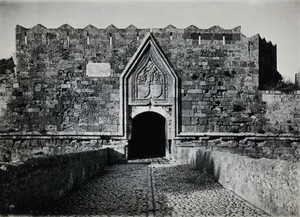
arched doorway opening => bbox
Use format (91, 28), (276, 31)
(128, 112), (166, 159)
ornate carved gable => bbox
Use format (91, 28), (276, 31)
(121, 33), (178, 106)
(120, 33), (179, 138)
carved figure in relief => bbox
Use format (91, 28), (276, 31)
(136, 60), (164, 99)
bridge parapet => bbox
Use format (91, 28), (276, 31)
(0, 148), (108, 213)
(174, 137), (300, 216)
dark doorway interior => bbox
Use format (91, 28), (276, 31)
(128, 112), (166, 160)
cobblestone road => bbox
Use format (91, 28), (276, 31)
(45, 158), (268, 216)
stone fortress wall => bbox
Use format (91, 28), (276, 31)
(262, 91), (300, 134)
(1, 24), (297, 137)
(0, 24), (299, 163)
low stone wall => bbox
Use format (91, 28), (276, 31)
(0, 148), (108, 213)
(262, 90), (300, 134)
(196, 148), (299, 216)
(174, 136), (300, 162)
(0, 136), (116, 162)
(174, 138), (300, 216)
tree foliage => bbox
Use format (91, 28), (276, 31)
(0, 57), (15, 74)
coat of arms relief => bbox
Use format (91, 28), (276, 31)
(135, 60), (165, 100)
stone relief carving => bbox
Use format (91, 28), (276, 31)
(135, 60), (165, 99)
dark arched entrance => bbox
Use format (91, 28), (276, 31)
(128, 112), (166, 159)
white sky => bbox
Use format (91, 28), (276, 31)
(0, 0), (299, 81)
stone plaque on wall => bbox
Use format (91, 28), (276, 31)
(86, 63), (111, 77)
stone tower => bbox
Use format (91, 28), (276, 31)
(295, 68), (300, 86)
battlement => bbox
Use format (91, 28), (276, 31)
(16, 24), (242, 33)
(16, 24), (247, 46)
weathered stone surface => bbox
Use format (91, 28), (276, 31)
(0, 24), (296, 138)
(174, 137), (300, 162)
(0, 138), (113, 162)
(43, 159), (267, 216)
(262, 91), (300, 134)
(0, 149), (108, 213)
(174, 146), (300, 216)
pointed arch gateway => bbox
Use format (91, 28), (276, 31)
(128, 111), (166, 159)
(120, 33), (179, 159)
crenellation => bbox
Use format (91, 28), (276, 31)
(15, 24), (245, 48)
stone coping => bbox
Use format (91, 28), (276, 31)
(0, 149), (108, 183)
(260, 90), (300, 94)
(0, 132), (299, 140)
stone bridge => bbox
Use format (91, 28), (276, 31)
(0, 145), (299, 216)
(44, 158), (267, 216)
